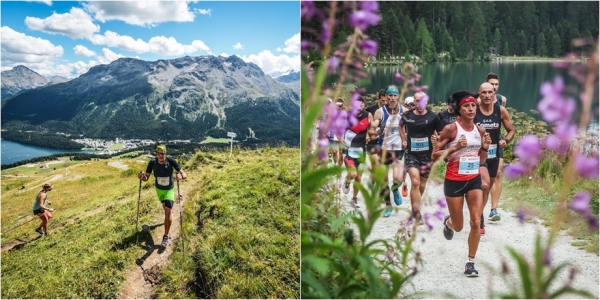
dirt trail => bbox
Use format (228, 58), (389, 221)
(118, 178), (196, 299)
(337, 170), (599, 298)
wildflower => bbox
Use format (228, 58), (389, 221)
(505, 162), (528, 179)
(574, 153), (599, 179)
(360, 1), (378, 13)
(537, 76), (576, 123)
(515, 207), (526, 224)
(301, 1), (315, 20)
(348, 9), (380, 31)
(586, 214), (599, 231)
(514, 135), (542, 165)
(553, 121), (578, 145)
(434, 210), (445, 221)
(301, 41), (312, 55)
(542, 248), (552, 266)
(569, 191), (591, 215)
(359, 40), (377, 56)
(544, 134), (569, 155)
(436, 198), (447, 208)
(326, 57), (339, 74)
(321, 22), (331, 43)
(394, 72), (402, 82)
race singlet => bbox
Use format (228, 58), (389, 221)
(458, 157), (479, 175)
(487, 144), (497, 159)
(157, 177), (170, 186)
(348, 147), (364, 159)
(411, 137), (429, 152)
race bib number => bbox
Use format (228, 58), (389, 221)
(348, 147), (364, 159)
(487, 144), (497, 159)
(157, 176), (170, 186)
(411, 137), (429, 152)
(459, 157), (480, 175)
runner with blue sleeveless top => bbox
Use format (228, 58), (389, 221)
(139, 144), (187, 248)
(400, 91), (444, 223)
(32, 183), (54, 236)
(369, 85), (406, 217)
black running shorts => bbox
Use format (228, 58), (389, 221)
(444, 175), (482, 197)
(405, 152), (433, 178)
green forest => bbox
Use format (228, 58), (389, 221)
(303, 1), (599, 62)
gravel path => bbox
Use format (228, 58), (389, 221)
(337, 170), (599, 299)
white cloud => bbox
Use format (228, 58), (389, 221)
(240, 50), (300, 75)
(84, 1), (195, 26)
(25, 7), (100, 39)
(281, 33), (300, 53)
(73, 45), (96, 57)
(97, 48), (125, 65)
(196, 8), (212, 16)
(89, 30), (150, 53)
(31, 0), (52, 6)
(233, 42), (244, 50)
(219, 53), (230, 57)
(1, 26), (63, 70)
(87, 30), (210, 56)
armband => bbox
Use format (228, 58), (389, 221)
(481, 147), (489, 151)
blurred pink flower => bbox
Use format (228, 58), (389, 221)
(416, 94), (429, 110)
(537, 76), (575, 123)
(359, 40), (378, 56)
(437, 198), (447, 208)
(505, 162), (528, 179)
(349, 10), (380, 31)
(553, 122), (578, 145)
(570, 191), (591, 215)
(514, 135), (542, 165)
(301, 1), (315, 20)
(574, 153), (599, 179)
(360, 1), (378, 12)
(326, 57), (339, 74)
(394, 72), (402, 82)
(544, 134), (569, 155)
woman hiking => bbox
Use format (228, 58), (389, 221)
(33, 183), (54, 236)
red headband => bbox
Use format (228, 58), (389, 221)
(458, 96), (477, 107)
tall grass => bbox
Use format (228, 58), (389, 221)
(154, 147), (300, 299)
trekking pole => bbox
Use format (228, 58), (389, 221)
(177, 179), (184, 253)
(136, 173), (142, 245)
(2, 216), (39, 235)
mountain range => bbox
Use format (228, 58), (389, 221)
(0, 65), (69, 99)
(1, 56), (299, 146)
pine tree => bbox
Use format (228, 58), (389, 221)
(537, 32), (547, 57)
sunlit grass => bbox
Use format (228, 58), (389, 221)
(199, 137), (230, 144)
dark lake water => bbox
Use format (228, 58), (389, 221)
(1, 140), (94, 165)
(345, 61), (598, 122)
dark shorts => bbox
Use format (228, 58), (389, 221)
(444, 175), (483, 197)
(405, 152), (433, 178)
(33, 208), (45, 215)
(366, 142), (379, 153)
(483, 159), (500, 178)
(162, 200), (174, 209)
(498, 146), (504, 159)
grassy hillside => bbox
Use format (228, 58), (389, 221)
(1, 147), (299, 298)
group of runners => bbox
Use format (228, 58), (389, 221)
(326, 72), (515, 277)
(31, 144), (187, 249)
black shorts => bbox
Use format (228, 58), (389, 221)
(483, 159), (500, 178)
(405, 152), (433, 178)
(444, 175), (482, 197)
(497, 146), (504, 159)
(382, 150), (405, 166)
(343, 147), (365, 169)
(366, 142), (380, 153)
(162, 200), (174, 209)
(33, 208), (45, 215)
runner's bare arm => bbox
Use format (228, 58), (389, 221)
(499, 106), (516, 149)
(432, 123), (460, 162)
(478, 126), (491, 163)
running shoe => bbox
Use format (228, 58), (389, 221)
(383, 207), (393, 217)
(443, 215), (454, 240)
(464, 262), (479, 277)
(393, 188), (402, 206)
(489, 208), (501, 221)
(35, 227), (44, 235)
(401, 182), (409, 197)
(351, 197), (360, 208)
(480, 227), (486, 235)
(342, 181), (350, 194)
(161, 235), (169, 248)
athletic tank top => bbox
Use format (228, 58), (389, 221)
(32, 191), (48, 210)
(475, 104), (501, 159)
(377, 105), (403, 150)
(446, 122), (482, 181)
(344, 110), (370, 147)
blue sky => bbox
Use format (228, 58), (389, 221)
(1, 1), (300, 78)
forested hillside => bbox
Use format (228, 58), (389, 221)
(302, 1), (599, 62)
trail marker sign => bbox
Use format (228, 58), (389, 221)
(227, 132), (237, 138)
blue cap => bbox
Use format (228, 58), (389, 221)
(386, 87), (399, 95)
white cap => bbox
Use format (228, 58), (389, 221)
(404, 97), (414, 104)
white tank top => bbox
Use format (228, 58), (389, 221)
(446, 121), (481, 180)
(380, 106), (403, 150)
